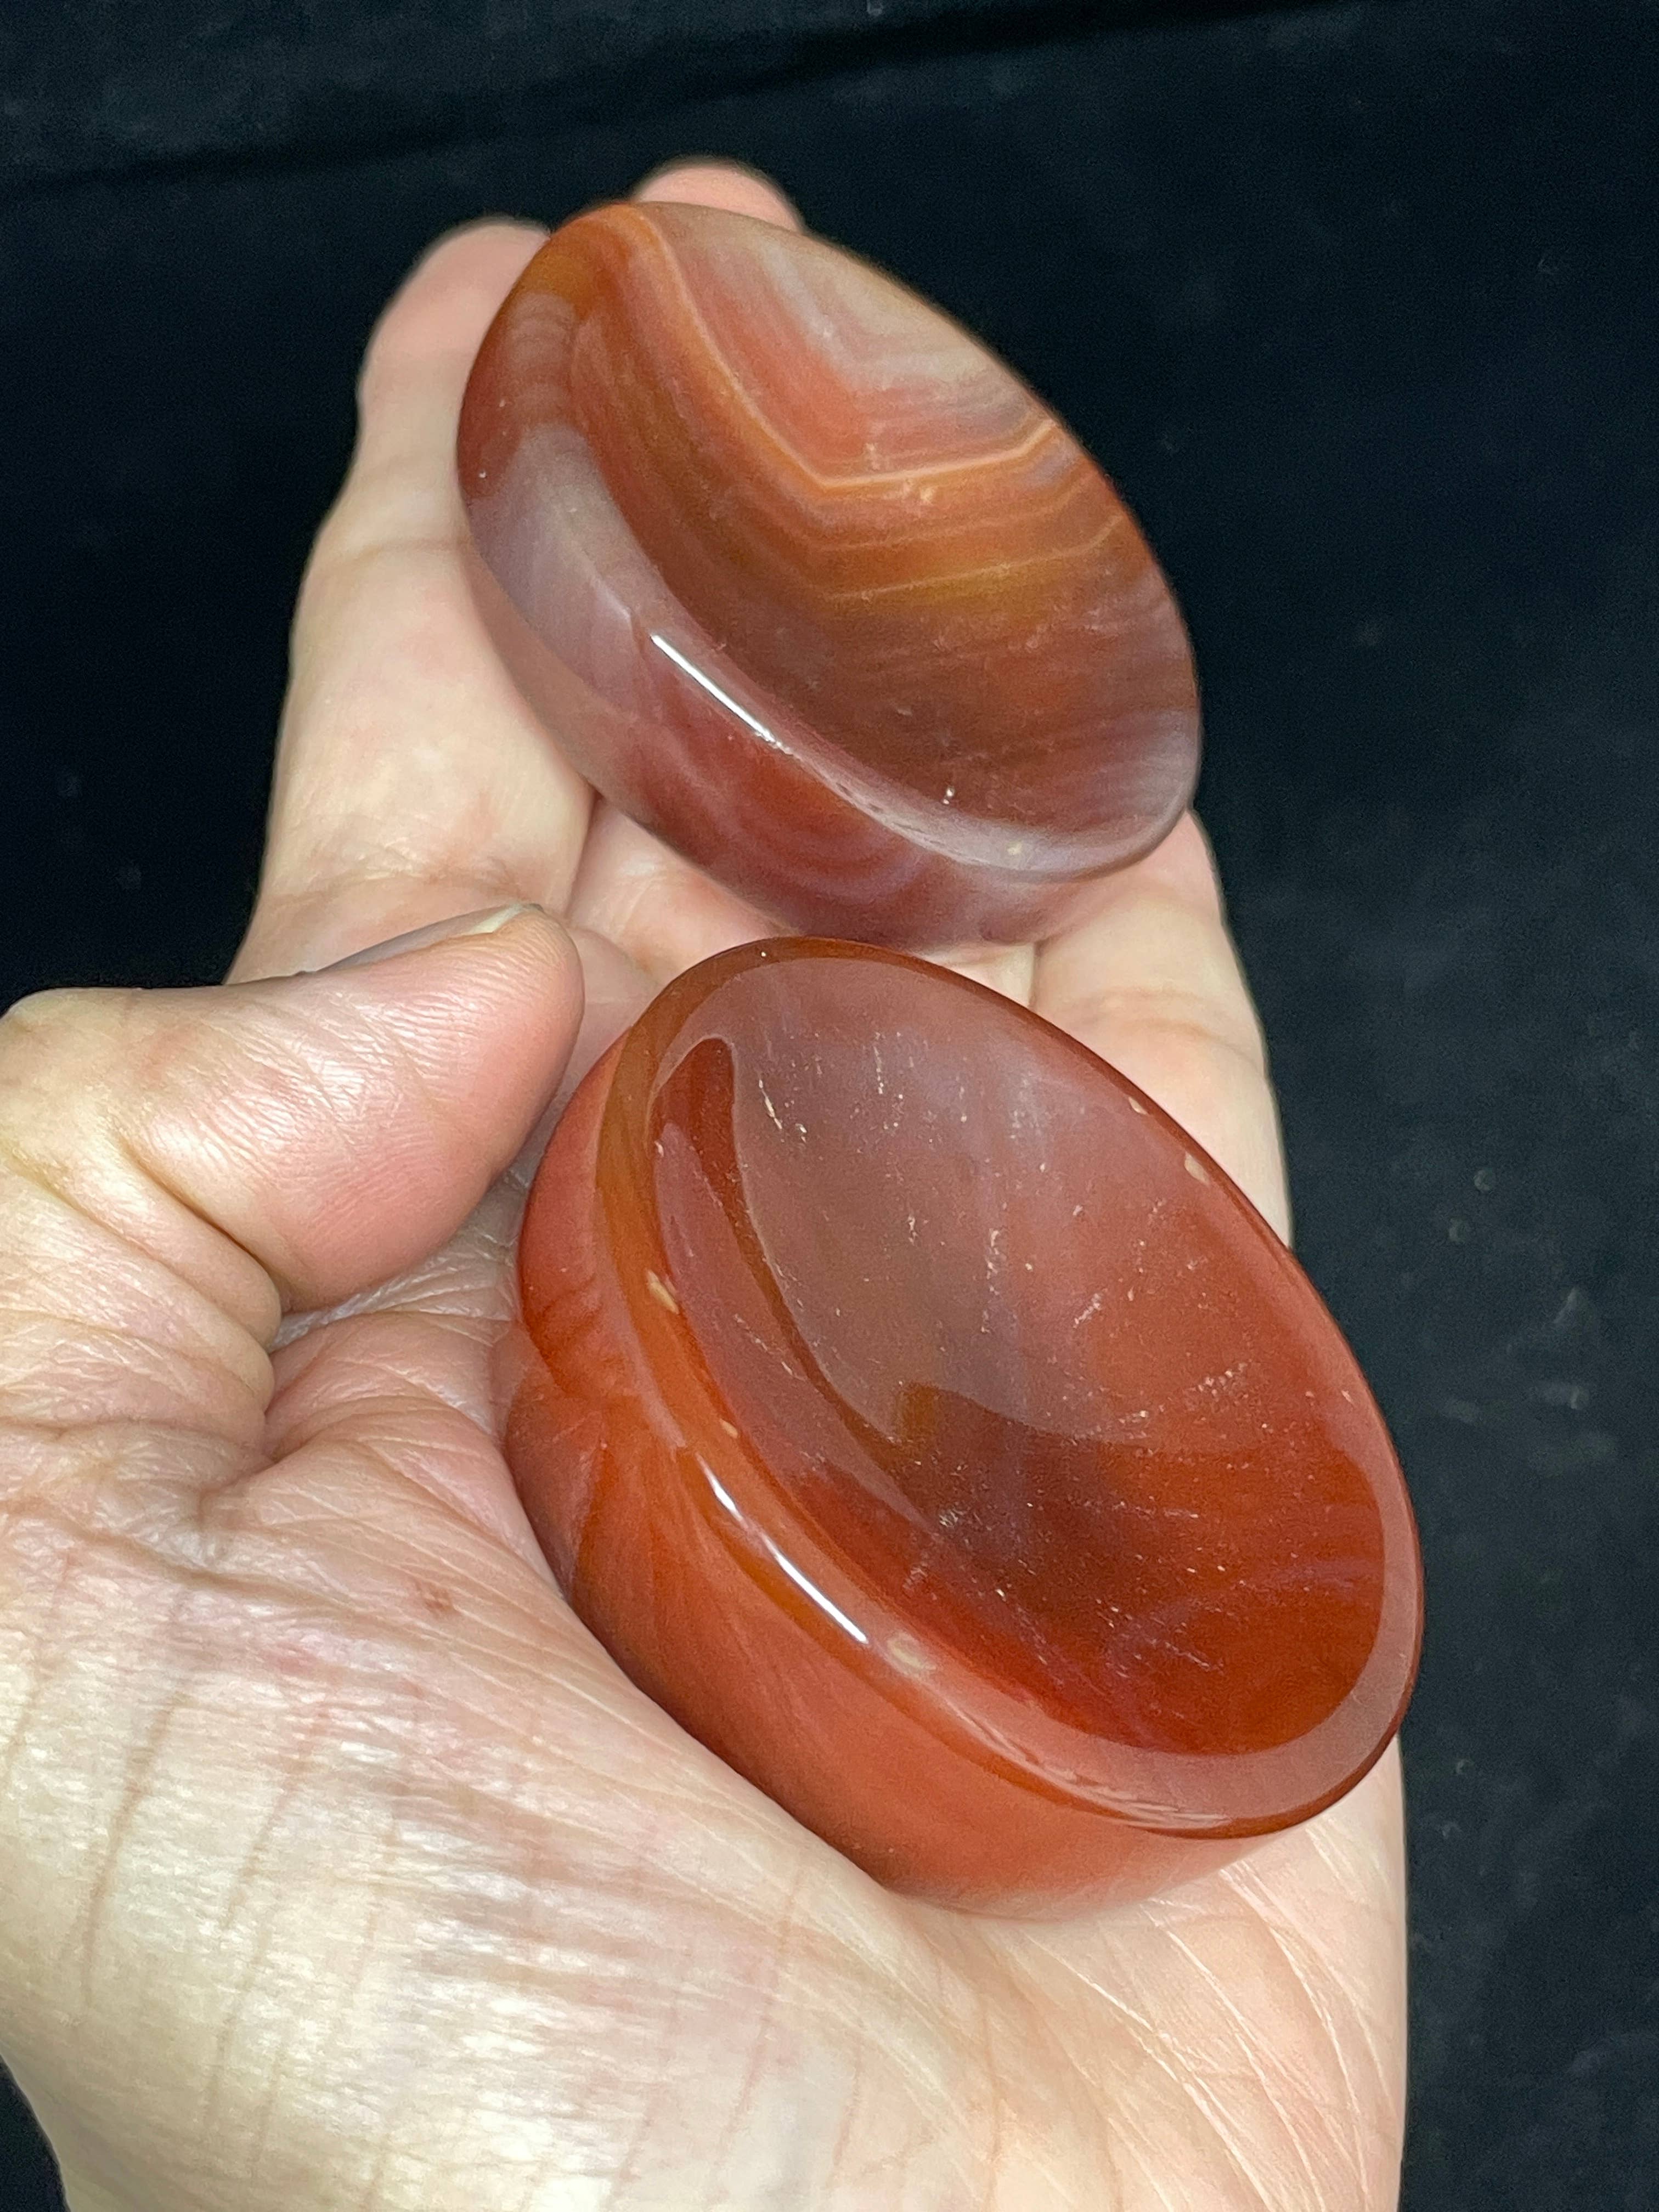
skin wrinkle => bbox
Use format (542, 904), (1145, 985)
(303, 527), (475, 592)
(194, 1469), (548, 1645)
(180, 1554), (700, 1803)
(579, 832), (783, 978)
(284, 796), (527, 936)
(204, 1477), (556, 1629)
(1116, 2134), (1183, 2212)
(966, 1976), (1006, 2212)
(268, 1228), (516, 1356)
(1062, 993), (1269, 1085)
(250, 2032), (342, 2212)
(58, 1601), (194, 2016)
(762, 1898), (964, 2193)
(177, 1610), (778, 2212)
(0, 1432), (253, 1576)
(828, 2093), (932, 2212)
(817, 2008), (869, 2210)
(197, 1453), (558, 1632)
(0, 1316), (264, 1444)
(1238, 1832), (1402, 2133)
(1161, 1927), (1335, 2207)
(189, 1584), (563, 1753)
(872, 2107), (966, 2212)
(0, 1187), (250, 1359)
(537, 1816), (668, 2199)
(387, 1858), (765, 2203)
(349, 2097), (414, 2212)
(13, 1449), (230, 1591)
(195, 1748), (332, 2179)
(808, 1972), (983, 2210)
(106, 1128), (285, 1351)
(251, 856), (551, 966)
(272, 649), (564, 828)
(270, 1306), (509, 1427)
(697, 1855), (808, 2202)
(0, 1522), (83, 1811)
(950, 1950), (1105, 2212)
(1250, 1917), (1377, 2197)
(103, 1120), (300, 1339)
(332, 1746), (465, 2212)
(268, 1386), (505, 1492)
(1000, 1940), (1230, 2200)
(1053, 1983), (1285, 2212)
(1173, 2075), (1297, 2212)
(262, 761), (573, 901)
(257, 662), (589, 957)
(921, 940), (1034, 1006)
(0, 1132), (276, 1396)
(740, 1945), (964, 2212)
(595, 1915), (698, 2208)
(34, 1013), (303, 1336)
(1243, 1869), (1391, 2112)
(369, 980), (569, 1165)
(572, 818), (782, 985)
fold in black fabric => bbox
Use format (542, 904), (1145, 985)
(8, 0), (1350, 183)
(3, 3), (1656, 2208)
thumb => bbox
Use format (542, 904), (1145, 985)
(0, 905), (582, 1397)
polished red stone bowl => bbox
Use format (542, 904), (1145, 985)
(508, 940), (1421, 1913)
(459, 201), (1199, 947)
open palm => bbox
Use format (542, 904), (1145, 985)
(0, 166), (1404, 2211)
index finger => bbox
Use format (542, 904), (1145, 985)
(1032, 814), (1291, 1238)
(234, 163), (803, 985)
(231, 218), (587, 980)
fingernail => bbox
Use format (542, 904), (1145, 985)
(633, 159), (800, 229)
(323, 904), (540, 972)
(413, 215), (545, 275)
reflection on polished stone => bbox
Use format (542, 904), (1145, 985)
(508, 940), (1421, 1912)
(459, 201), (1199, 945)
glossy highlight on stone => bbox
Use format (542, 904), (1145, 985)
(459, 202), (1200, 946)
(509, 940), (1421, 1913)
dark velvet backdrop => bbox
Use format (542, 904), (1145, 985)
(3, 1), (1657, 2205)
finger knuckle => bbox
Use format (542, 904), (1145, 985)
(0, 990), (129, 1169)
(0, 988), (117, 1089)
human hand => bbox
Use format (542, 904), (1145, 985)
(0, 162), (1406, 2210)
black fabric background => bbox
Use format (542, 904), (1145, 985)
(3, 1), (1657, 2204)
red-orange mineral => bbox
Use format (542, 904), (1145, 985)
(510, 941), (1421, 1912)
(459, 201), (1200, 946)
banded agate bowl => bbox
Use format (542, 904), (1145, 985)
(459, 201), (1199, 946)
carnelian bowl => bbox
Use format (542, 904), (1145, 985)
(507, 939), (1421, 1914)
